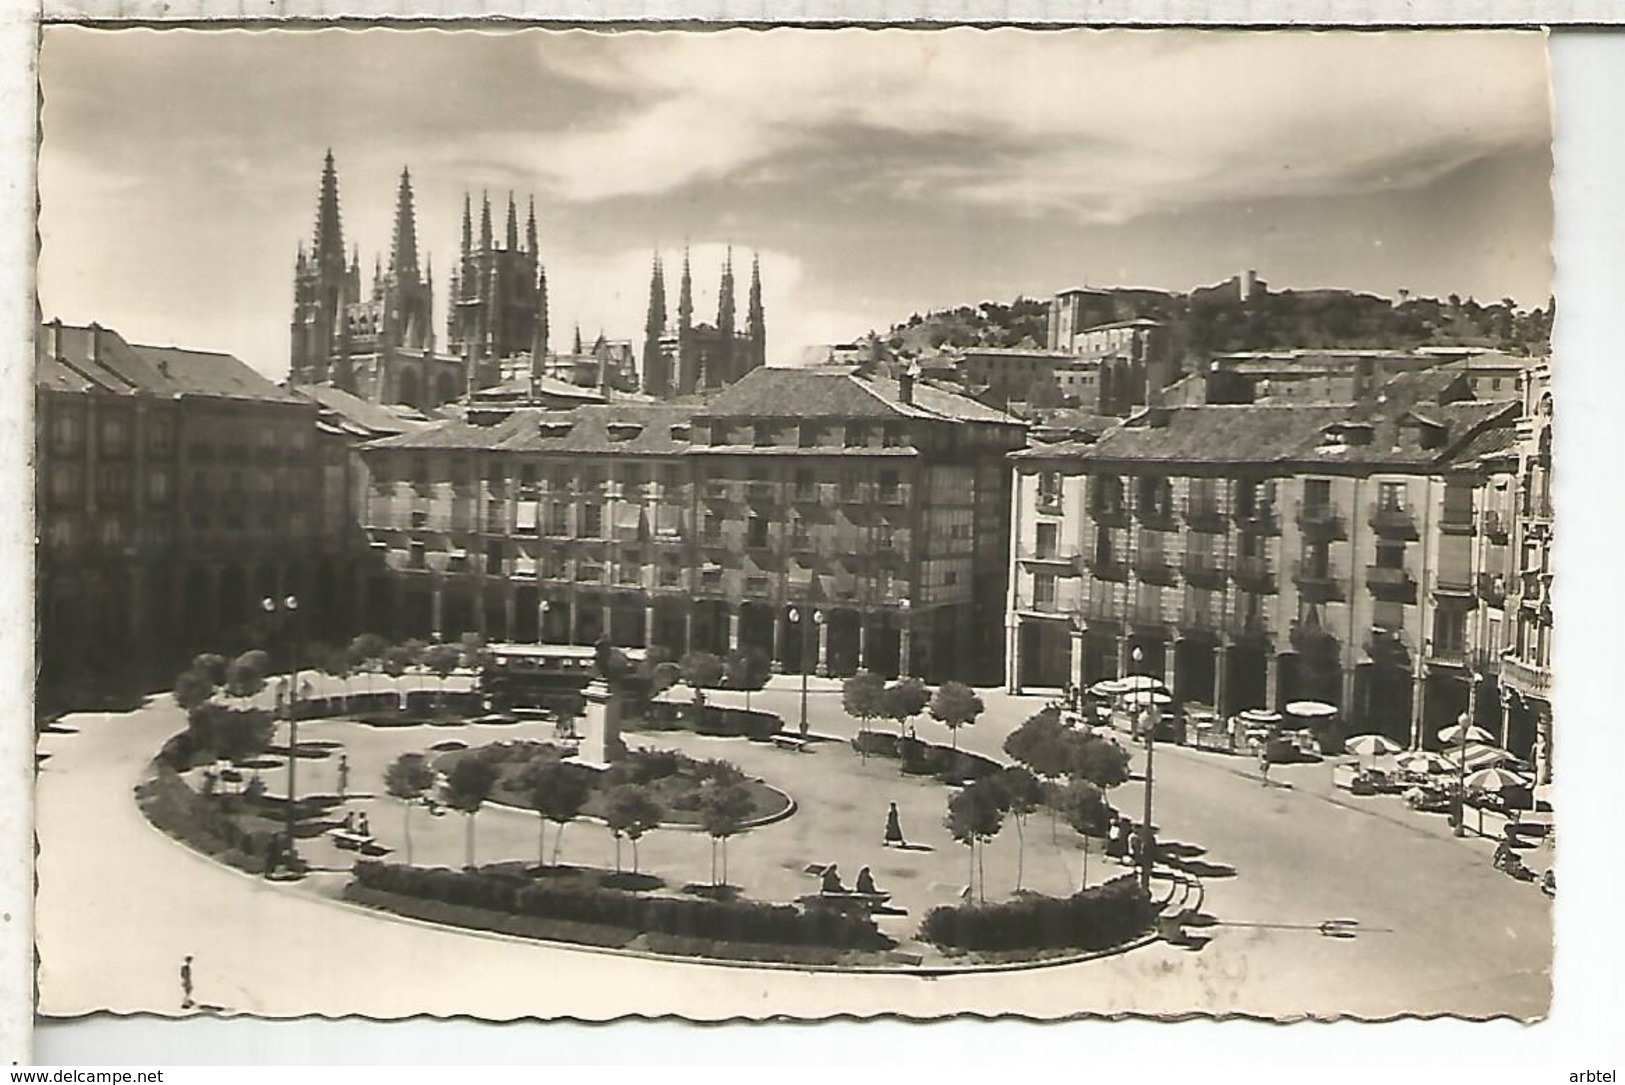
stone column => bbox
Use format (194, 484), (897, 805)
(1213, 645), (1228, 715)
(1409, 672), (1426, 751)
(567, 595), (580, 645)
(430, 582), (444, 641)
(1163, 640), (1178, 696)
(1069, 628), (1086, 694)
(816, 618), (830, 677)
(728, 607), (741, 652)
(473, 589), (488, 638)
(643, 603), (655, 649)
(1005, 617), (1021, 693)
(1498, 688), (1513, 750)
(899, 617), (914, 678)
(537, 599), (550, 644)
(502, 591), (517, 643)
(1117, 634), (1131, 679)
(1265, 652), (1280, 711)
(601, 599), (613, 644)
(858, 615), (871, 673)
(683, 607), (694, 657)
(1341, 668), (1358, 726)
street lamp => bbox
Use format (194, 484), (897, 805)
(539, 598), (551, 645)
(1454, 709), (1471, 838)
(788, 605), (824, 738)
(261, 594), (301, 855)
(1130, 644), (1158, 892)
(897, 597), (911, 679)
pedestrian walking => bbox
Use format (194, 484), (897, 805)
(1258, 749), (1271, 786)
(336, 753), (350, 798)
(883, 802), (906, 848)
(1106, 818), (1126, 863)
(1127, 827), (1143, 867)
(358, 812), (370, 837)
(179, 955), (194, 1010)
(263, 833), (280, 878)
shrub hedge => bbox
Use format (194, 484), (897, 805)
(849, 732), (1000, 783)
(352, 860), (889, 950)
(136, 765), (306, 877)
(919, 874), (1155, 952)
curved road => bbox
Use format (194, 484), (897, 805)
(36, 675), (1550, 1020)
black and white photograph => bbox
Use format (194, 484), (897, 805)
(31, 26), (1559, 1024)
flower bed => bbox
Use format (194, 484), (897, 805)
(850, 731), (1002, 784)
(919, 874), (1155, 953)
(349, 861), (891, 959)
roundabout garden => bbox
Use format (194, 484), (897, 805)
(134, 642), (1171, 970)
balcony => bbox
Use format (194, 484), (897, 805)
(1088, 556), (1130, 583)
(1296, 503), (1347, 542)
(1292, 561), (1344, 603)
(1036, 491), (1064, 515)
(1499, 654), (1552, 699)
(1518, 571), (1551, 612)
(1181, 555), (1228, 590)
(1023, 592), (1064, 615)
(702, 481), (733, 502)
(1234, 506), (1282, 536)
(1439, 508), (1476, 537)
(745, 482), (779, 505)
(1179, 608), (1222, 637)
(1020, 548), (1081, 572)
(1365, 627), (1411, 663)
(1134, 553), (1178, 585)
(1366, 565), (1417, 603)
(879, 485), (908, 506)
(1476, 572), (1508, 607)
(1483, 510), (1510, 543)
(1136, 503), (1179, 531)
(1433, 571), (1474, 597)
(1185, 501), (1229, 534)
(1084, 593), (1123, 624)
(791, 484), (820, 505)
(1231, 557), (1277, 594)
(1129, 602), (1167, 631)
(1368, 503), (1419, 540)
(1092, 502), (1131, 529)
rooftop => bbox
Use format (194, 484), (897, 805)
(364, 402), (704, 456)
(37, 322), (304, 405)
(700, 366), (1021, 426)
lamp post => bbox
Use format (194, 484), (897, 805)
(1131, 645), (1157, 892)
(897, 597), (911, 678)
(262, 594), (301, 852)
(539, 598), (551, 644)
(1454, 710), (1470, 837)
(789, 605), (824, 736)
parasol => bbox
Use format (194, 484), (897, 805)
(1284, 701), (1338, 719)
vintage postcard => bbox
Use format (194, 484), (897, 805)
(33, 26), (1555, 1022)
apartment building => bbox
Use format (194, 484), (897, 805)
(1498, 362), (1553, 781)
(1006, 397), (1521, 748)
(358, 367), (1026, 684)
(36, 321), (323, 692)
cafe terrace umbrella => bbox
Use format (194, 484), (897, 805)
(1239, 708), (1281, 725)
(1121, 689), (1173, 708)
(1285, 701), (1338, 719)
(1345, 733), (1402, 769)
(1088, 679), (1129, 698)
(1437, 722), (1494, 747)
(1119, 675), (1168, 692)
(1442, 743), (1524, 772)
(1395, 750), (1451, 776)
(1464, 765), (1533, 833)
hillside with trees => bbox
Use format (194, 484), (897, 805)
(872, 278), (1553, 364)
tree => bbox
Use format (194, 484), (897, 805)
(603, 783), (664, 873)
(173, 667), (215, 712)
(519, 755), (592, 865)
(997, 766), (1045, 891)
(1069, 733), (1132, 791)
(347, 633), (388, 700)
(724, 646), (773, 713)
(186, 703), (275, 764)
(191, 653), (228, 687)
(444, 755), (499, 869)
(384, 752), (436, 864)
(319, 646), (352, 712)
(224, 650), (270, 700)
(841, 670), (887, 737)
(945, 778), (1005, 903)
(679, 651), (726, 706)
(1055, 778), (1111, 890)
(458, 632), (488, 671)
(650, 661), (683, 694)
(881, 677), (932, 738)
(422, 643), (462, 708)
(381, 645), (416, 707)
(699, 780), (754, 886)
(595, 637), (634, 687)
(1003, 709), (1074, 781)
(929, 681), (985, 750)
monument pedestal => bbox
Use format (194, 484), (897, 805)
(577, 679), (626, 769)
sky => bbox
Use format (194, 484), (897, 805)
(37, 27), (1554, 381)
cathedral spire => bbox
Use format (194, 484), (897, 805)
(460, 192), (473, 259)
(505, 192), (519, 251)
(526, 196), (539, 255)
(389, 167), (420, 280)
(747, 250), (765, 371)
(312, 149), (345, 271)
(534, 262), (550, 364)
(573, 324), (583, 356)
(678, 246), (693, 332)
(643, 252), (668, 398)
(479, 191), (493, 252)
(716, 245), (737, 385)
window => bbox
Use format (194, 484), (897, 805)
(1304, 478), (1331, 515)
(486, 507), (505, 534)
(879, 470), (900, 502)
(662, 464), (683, 491)
(753, 422), (773, 447)
(747, 514), (769, 549)
(1433, 608), (1467, 656)
(1093, 475), (1123, 516)
(618, 560), (643, 585)
(1033, 573), (1057, 609)
(1035, 522), (1059, 559)
(798, 423), (822, 448)
(543, 501), (566, 535)
(702, 512), (721, 542)
(876, 522), (895, 551)
(486, 542), (504, 574)
(790, 516), (811, 550)
(580, 502), (603, 538)
(1373, 599), (1404, 630)
(413, 456), (430, 489)
(408, 541), (426, 569)
(794, 468), (815, 499)
(845, 423), (868, 448)
(659, 558), (682, 587)
(882, 424), (907, 448)
(1038, 471), (1063, 510)
(411, 510), (429, 529)
(1302, 541), (1330, 577)
(1376, 540), (1405, 569)
(1094, 527), (1116, 565)
(487, 461), (506, 486)
(840, 470), (861, 501)
(1377, 481), (1405, 512)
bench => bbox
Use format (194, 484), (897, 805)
(772, 734), (809, 752)
(328, 829), (375, 851)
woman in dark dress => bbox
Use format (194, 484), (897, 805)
(883, 802), (905, 847)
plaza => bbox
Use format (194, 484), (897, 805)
(36, 668), (1551, 1020)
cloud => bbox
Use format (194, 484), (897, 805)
(517, 29), (1551, 222)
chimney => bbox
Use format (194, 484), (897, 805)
(45, 318), (61, 360)
(88, 321), (102, 364)
(899, 364), (918, 406)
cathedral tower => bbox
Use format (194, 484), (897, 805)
(642, 254), (669, 397)
(746, 251), (766, 373)
(448, 188), (545, 389)
(290, 150), (351, 387)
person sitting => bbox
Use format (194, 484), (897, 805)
(1493, 839), (1519, 870)
(855, 866), (879, 895)
(820, 864), (846, 894)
